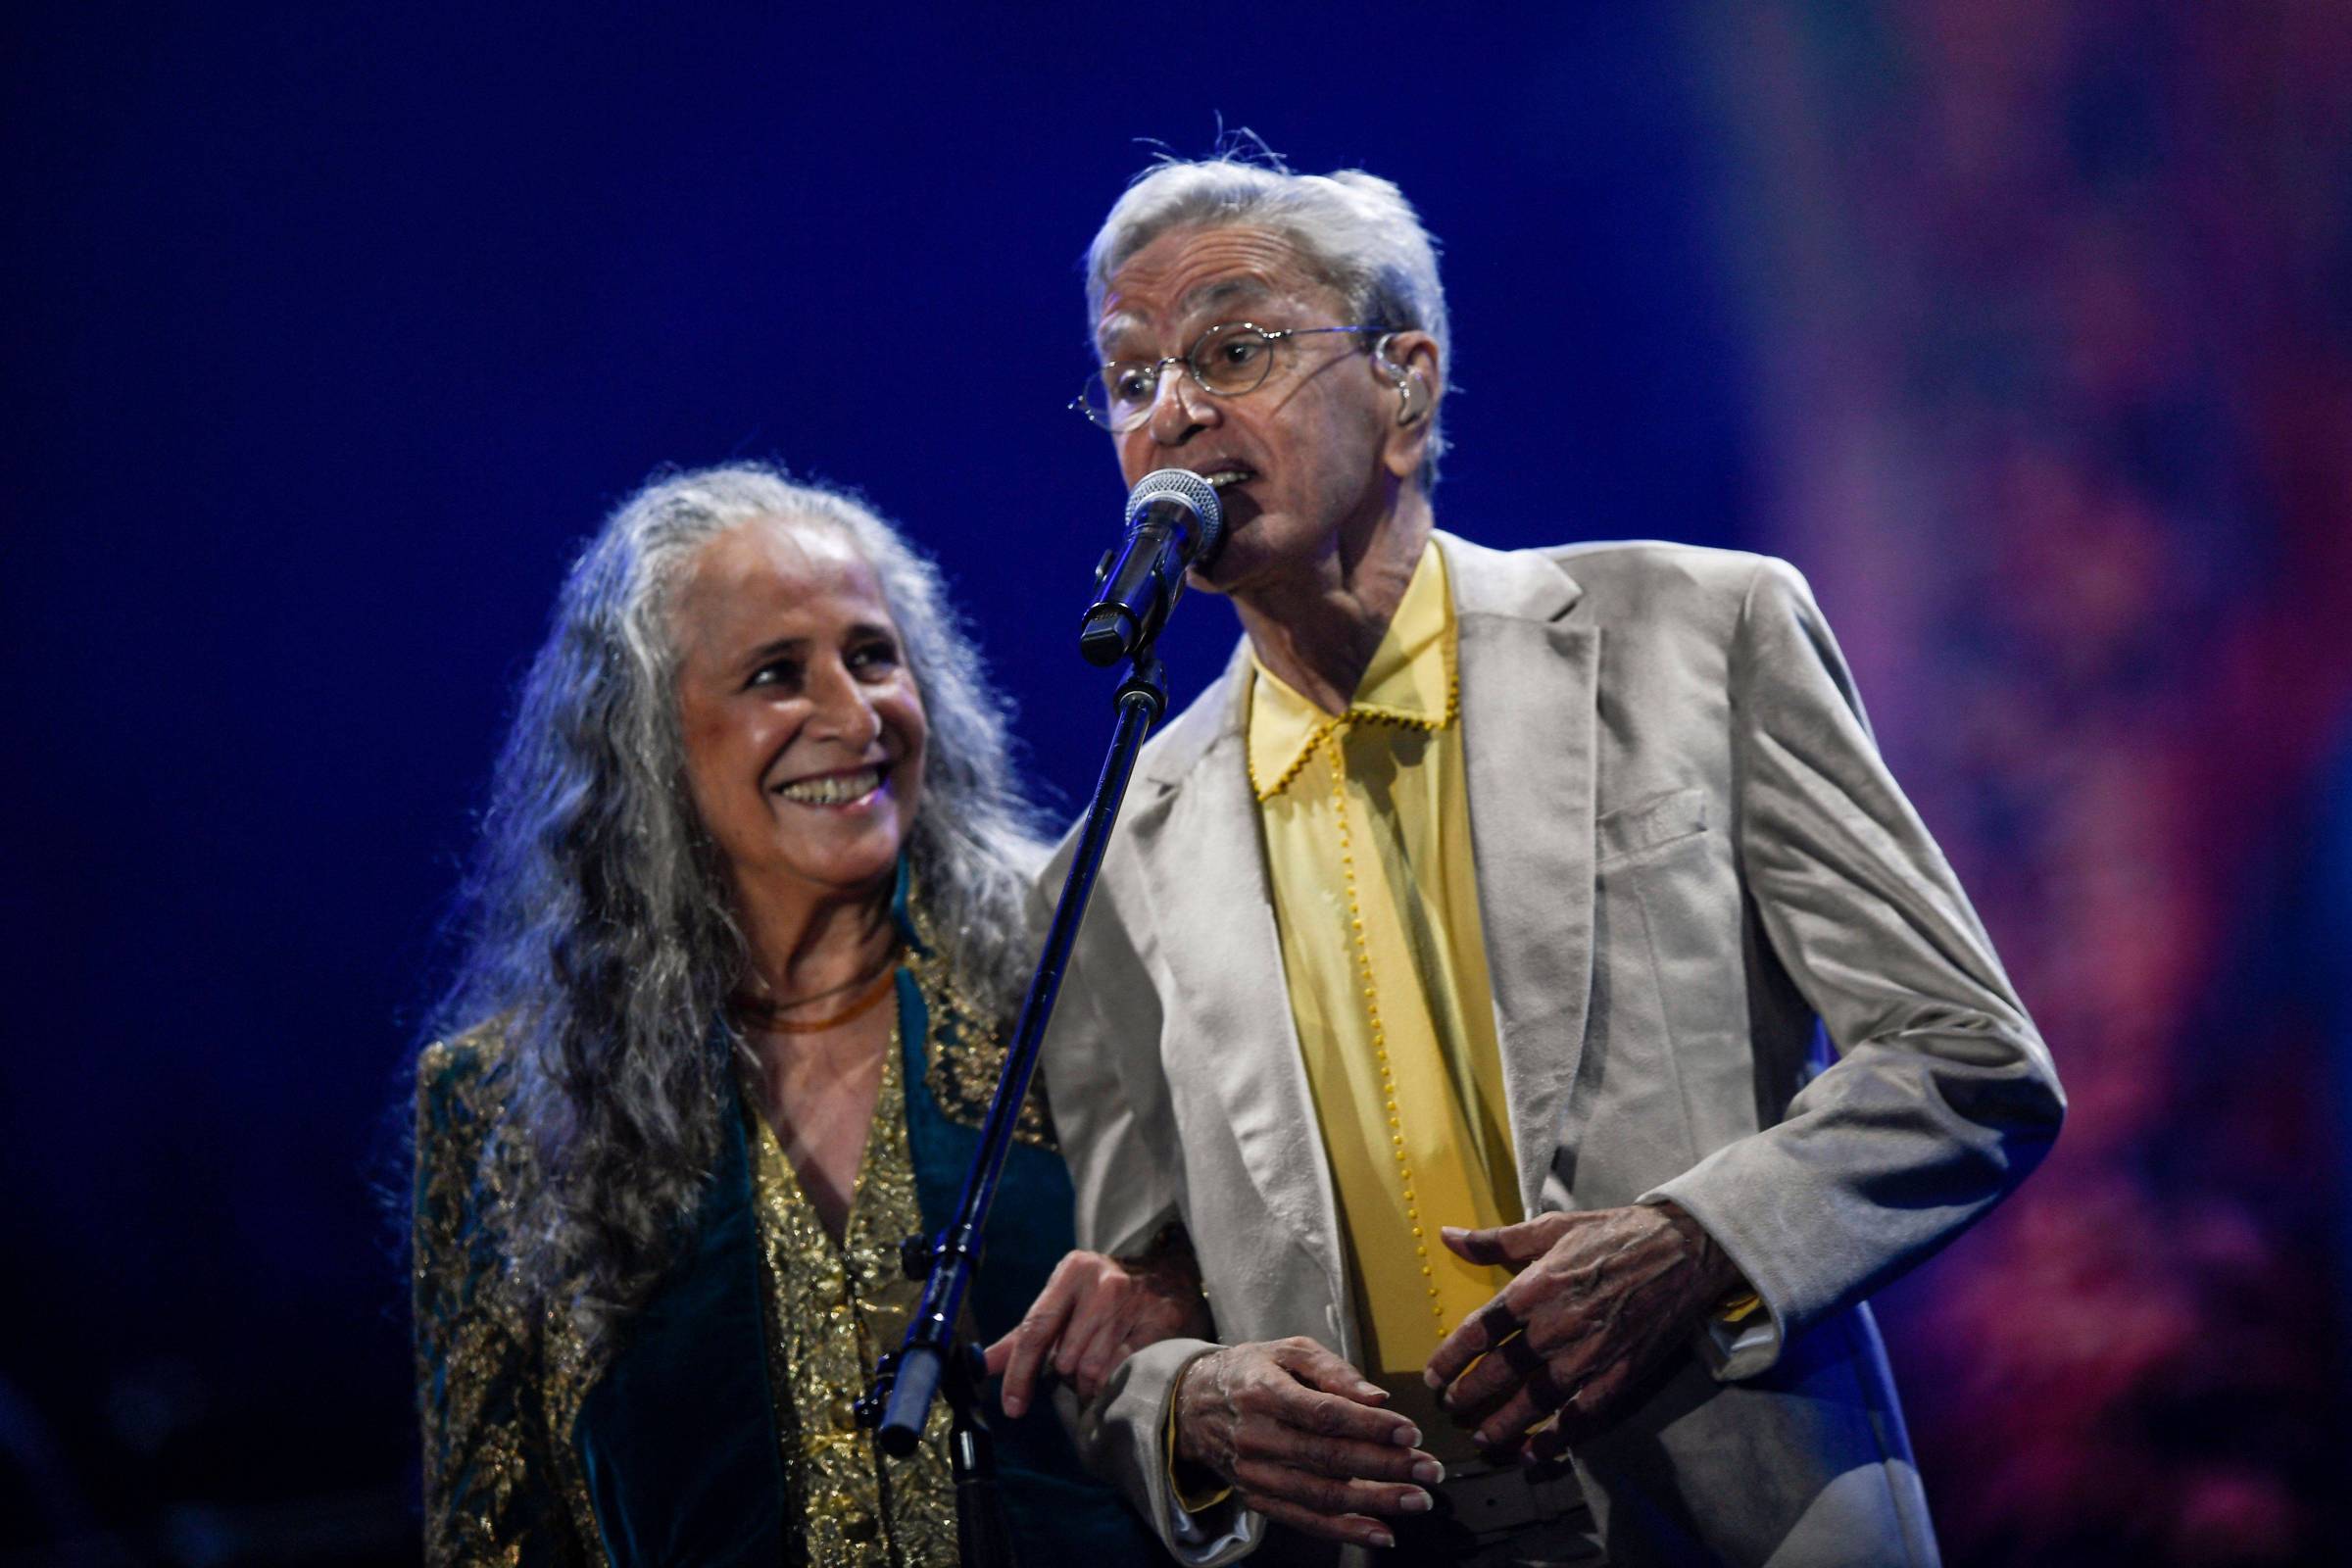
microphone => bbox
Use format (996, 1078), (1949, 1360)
(1079, 468), (1225, 666)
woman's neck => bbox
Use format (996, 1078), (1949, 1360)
(735, 881), (899, 1007)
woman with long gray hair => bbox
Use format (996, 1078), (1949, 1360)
(410, 464), (1194, 1565)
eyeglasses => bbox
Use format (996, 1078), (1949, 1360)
(1073, 320), (1388, 432)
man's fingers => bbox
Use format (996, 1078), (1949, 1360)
(1233, 1460), (1434, 1544)
(1253, 1353), (1424, 1452)
(1523, 1414), (1575, 1465)
(1216, 1346), (1435, 1475)
(1472, 1397), (1543, 1454)
(1234, 1458), (1430, 1514)
(1438, 1223), (1512, 1267)
(1240, 1419), (1439, 1487)
(1248, 1413), (1436, 1484)
(1276, 1387), (1426, 1455)
(1467, 1363), (1584, 1452)
(1544, 1359), (1633, 1444)
(1243, 1493), (1399, 1550)
(1437, 1324), (1551, 1419)
(1270, 1338), (1393, 1406)
(1422, 1295), (1523, 1389)
(1439, 1212), (1568, 1270)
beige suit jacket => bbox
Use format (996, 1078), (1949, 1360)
(1038, 533), (2064, 1566)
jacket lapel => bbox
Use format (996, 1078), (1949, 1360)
(1129, 649), (1351, 1316)
(1436, 533), (1598, 1217)
(574, 1092), (785, 1566)
(1118, 529), (1597, 1310)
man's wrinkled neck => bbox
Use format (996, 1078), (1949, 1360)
(1233, 488), (1435, 716)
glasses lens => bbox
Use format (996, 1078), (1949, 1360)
(1081, 363), (1157, 430)
(1190, 323), (1278, 395)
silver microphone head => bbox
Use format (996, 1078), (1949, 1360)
(1126, 467), (1225, 564)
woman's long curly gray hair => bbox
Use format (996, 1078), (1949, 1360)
(430, 463), (1043, 1343)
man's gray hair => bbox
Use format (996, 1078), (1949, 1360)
(427, 462), (1041, 1348)
(1085, 149), (1450, 475)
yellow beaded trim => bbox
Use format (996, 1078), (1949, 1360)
(1251, 714), (1344, 802)
(1323, 729), (1447, 1330)
(1247, 673), (1461, 803)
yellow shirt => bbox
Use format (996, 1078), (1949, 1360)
(1248, 543), (1522, 1399)
(1165, 545), (1759, 1504)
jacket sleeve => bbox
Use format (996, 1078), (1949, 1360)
(413, 1040), (589, 1566)
(1645, 557), (2065, 1379)
(1037, 856), (1263, 1565)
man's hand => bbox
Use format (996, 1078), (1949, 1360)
(1422, 1201), (1741, 1461)
(1173, 1338), (1441, 1550)
(985, 1232), (1214, 1417)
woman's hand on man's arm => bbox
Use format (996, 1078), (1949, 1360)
(985, 1225), (1214, 1416)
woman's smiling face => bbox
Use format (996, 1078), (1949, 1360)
(670, 516), (927, 913)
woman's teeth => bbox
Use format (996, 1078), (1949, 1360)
(772, 768), (882, 806)
(1206, 468), (1253, 489)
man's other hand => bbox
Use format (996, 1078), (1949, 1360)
(985, 1234), (1213, 1417)
(1421, 1201), (1741, 1460)
(1173, 1338), (1442, 1550)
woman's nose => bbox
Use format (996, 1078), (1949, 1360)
(808, 662), (882, 747)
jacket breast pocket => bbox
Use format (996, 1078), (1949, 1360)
(1596, 785), (1709, 867)
(1576, 787), (1748, 1200)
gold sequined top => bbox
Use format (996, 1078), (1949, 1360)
(745, 1001), (956, 1566)
(413, 957), (1017, 1566)
(412, 1033), (606, 1564)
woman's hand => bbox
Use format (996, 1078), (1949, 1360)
(985, 1228), (1213, 1416)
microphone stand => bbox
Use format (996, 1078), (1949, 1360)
(857, 647), (1172, 1568)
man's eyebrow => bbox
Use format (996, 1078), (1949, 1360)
(1097, 275), (1281, 357)
(1096, 311), (1142, 358)
(1176, 275), (1274, 318)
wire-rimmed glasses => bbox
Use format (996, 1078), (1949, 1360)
(1073, 320), (1387, 432)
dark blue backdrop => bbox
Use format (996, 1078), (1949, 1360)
(5, 4), (1756, 1555)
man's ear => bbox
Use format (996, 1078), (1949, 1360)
(1375, 330), (1443, 479)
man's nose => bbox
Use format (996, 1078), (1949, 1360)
(1146, 365), (1219, 445)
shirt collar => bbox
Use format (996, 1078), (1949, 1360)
(888, 853), (931, 955)
(1248, 542), (1457, 801)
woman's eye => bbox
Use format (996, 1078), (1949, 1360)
(850, 641), (902, 676)
(1110, 367), (1154, 403)
(748, 660), (802, 689)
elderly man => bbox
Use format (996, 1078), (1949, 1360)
(996, 154), (2062, 1567)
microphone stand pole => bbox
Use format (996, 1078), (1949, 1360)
(858, 647), (1171, 1568)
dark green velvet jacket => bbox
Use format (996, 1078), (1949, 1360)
(413, 889), (1163, 1565)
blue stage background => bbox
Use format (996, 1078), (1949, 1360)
(7, 5), (2345, 1563)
